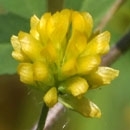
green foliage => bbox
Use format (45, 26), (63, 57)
(0, 13), (29, 43)
(0, 43), (18, 74)
(0, 0), (47, 18)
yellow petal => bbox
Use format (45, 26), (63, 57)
(41, 42), (57, 63)
(64, 31), (87, 60)
(81, 31), (110, 56)
(77, 55), (101, 75)
(12, 51), (29, 62)
(11, 35), (30, 61)
(18, 31), (43, 62)
(88, 100), (101, 118)
(18, 63), (34, 84)
(81, 12), (93, 38)
(43, 87), (58, 107)
(30, 15), (40, 40)
(47, 9), (71, 44)
(72, 11), (85, 32)
(61, 58), (77, 79)
(38, 13), (51, 44)
(88, 67), (119, 89)
(33, 62), (54, 86)
(11, 35), (21, 51)
(59, 76), (89, 97)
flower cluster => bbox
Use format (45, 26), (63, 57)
(11, 9), (119, 118)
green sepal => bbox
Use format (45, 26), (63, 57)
(59, 94), (101, 118)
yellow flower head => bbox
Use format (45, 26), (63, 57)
(11, 9), (119, 118)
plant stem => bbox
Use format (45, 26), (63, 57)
(116, 30), (130, 53)
(44, 103), (65, 130)
(36, 104), (49, 130)
(47, 0), (64, 13)
(95, 0), (126, 32)
(101, 30), (130, 66)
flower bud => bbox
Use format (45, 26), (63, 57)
(46, 9), (71, 44)
(64, 31), (87, 60)
(72, 11), (93, 38)
(18, 63), (34, 84)
(88, 67), (119, 89)
(59, 76), (89, 97)
(18, 31), (43, 62)
(81, 31), (110, 56)
(61, 58), (77, 79)
(59, 94), (101, 118)
(81, 12), (93, 38)
(30, 15), (40, 40)
(11, 35), (30, 62)
(33, 62), (54, 86)
(77, 55), (101, 75)
(43, 87), (58, 107)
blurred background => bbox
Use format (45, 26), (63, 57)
(0, 0), (130, 130)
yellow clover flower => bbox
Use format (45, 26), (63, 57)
(11, 9), (119, 118)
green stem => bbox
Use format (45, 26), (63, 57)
(101, 30), (130, 66)
(47, 0), (64, 13)
(36, 104), (49, 130)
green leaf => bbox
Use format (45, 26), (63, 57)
(59, 94), (101, 118)
(0, 43), (18, 74)
(0, 0), (47, 18)
(0, 12), (29, 43)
